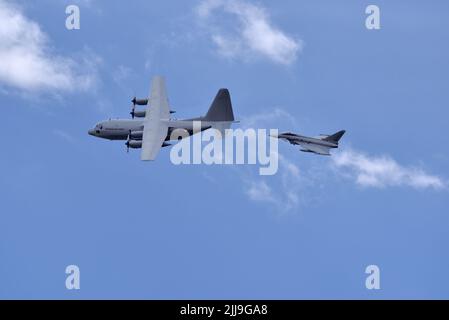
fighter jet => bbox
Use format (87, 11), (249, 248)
(88, 76), (236, 160)
(271, 130), (346, 156)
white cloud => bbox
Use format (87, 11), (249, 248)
(243, 151), (307, 213)
(196, 0), (302, 65)
(333, 149), (447, 190)
(244, 146), (447, 214)
(112, 65), (133, 91)
(232, 109), (447, 214)
(0, 0), (99, 93)
(247, 180), (275, 203)
(241, 107), (298, 129)
(234, 108), (309, 212)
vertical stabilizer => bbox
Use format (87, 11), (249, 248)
(323, 130), (346, 143)
(204, 89), (235, 122)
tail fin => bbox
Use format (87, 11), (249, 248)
(323, 130), (346, 143)
(204, 89), (235, 122)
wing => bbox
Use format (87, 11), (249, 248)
(283, 137), (300, 145)
(140, 76), (170, 161)
(298, 142), (331, 156)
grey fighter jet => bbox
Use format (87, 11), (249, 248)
(271, 130), (346, 156)
(88, 76), (236, 160)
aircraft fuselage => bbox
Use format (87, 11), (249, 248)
(88, 118), (219, 141)
(277, 133), (338, 148)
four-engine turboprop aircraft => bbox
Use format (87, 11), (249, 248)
(271, 130), (346, 156)
(88, 76), (236, 160)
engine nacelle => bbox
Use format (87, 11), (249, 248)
(133, 98), (149, 106)
(127, 140), (142, 149)
(130, 131), (143, 139)
(133, 110), (146, 118)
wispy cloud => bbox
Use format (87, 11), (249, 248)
(243, 152), (313, 213)
(233, 108), (312, 212)
(53, 129), (76, 144)
(241, 107), (298, 129)
(229, 108), (447, 213)
(0, 0), (100, 94)
(111, 64), (135, 94)
(332, 149), (447, 190)
(112, 65), (132, 85)
(196, 0), (302, 65)
(246, 180), (276, 203)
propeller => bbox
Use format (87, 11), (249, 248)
(130, 96), (137, 119)
(125, 130), (131, 153)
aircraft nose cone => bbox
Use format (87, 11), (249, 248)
(88, 129), (95, 136)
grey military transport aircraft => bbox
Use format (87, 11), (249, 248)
(271, 130), (346, 156)
(88, 76), (236, 160)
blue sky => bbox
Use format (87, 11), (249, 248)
(0, 0), (448, 299)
